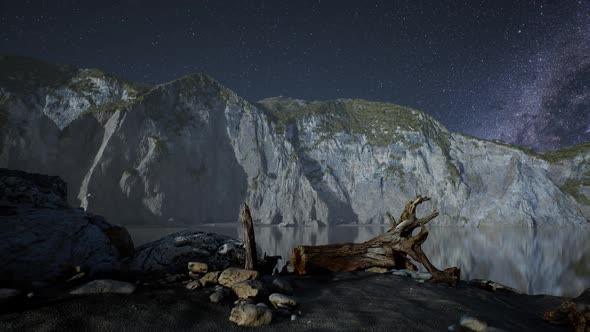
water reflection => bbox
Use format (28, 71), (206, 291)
(128, 225), (590, 297)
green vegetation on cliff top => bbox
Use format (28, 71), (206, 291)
(561, 178), (590, 206)
(257, 97), (425, 146)
(538, 142), (590, 163)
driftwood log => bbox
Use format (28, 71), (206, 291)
(544, 289), (590, 332)
(240, 203), (257, 270)
(290, 195), (460, 286)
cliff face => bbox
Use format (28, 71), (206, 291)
(0, 55), (588, 226)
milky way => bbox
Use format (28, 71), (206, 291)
(478, 1), (590, 150)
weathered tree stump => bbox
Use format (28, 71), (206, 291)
(240, 203), (257, 270)
(290, 195), (460, 286)
(544, 289), (590, 332)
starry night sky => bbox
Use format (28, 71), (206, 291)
(1, 0), (588, 150)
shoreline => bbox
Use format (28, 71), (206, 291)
(0, 271), (573, 331)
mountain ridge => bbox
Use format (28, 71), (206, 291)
(0, 55), (588, 226)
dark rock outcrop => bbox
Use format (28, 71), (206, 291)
(0, 168), (134, 286)
(128, 231), (244, 277)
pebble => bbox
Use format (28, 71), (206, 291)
(188, 262), (208, 274)
(418, 272), (432, 280)
(269, 293), (298, 309)
(366, 267), (388, 273)
(186, 280), (202, 290)
(392, 269), (411, 277)
(460, 316), (488, 332)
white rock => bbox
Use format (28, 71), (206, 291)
(460, 316), (488, 332)
(186, 280), (202, 290)
(232, 280), (265, 299)
(229, 302), (273, 327)
(188, 262), (208, 274)
(218, 268), (259, 288)
(269, 293), (298, 309)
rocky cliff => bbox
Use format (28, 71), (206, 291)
(1, 55), (588, 226)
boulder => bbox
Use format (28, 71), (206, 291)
(229, 302), (273, 327)
(271, 278), (293, 295)
(199, 271), (221, 286)
(0, 168), (68, 208)
(188, 262), (208, 274)
(231, 280), (265, 299)
(269, 293), (298, 309)
(128, 231), (244, 277)
(0, 169), (134, 285)
(70, 279), (136, 295)
(218, 268), (259, 288)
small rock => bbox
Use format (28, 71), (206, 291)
(229, 302), (273, 327)
(188, 271), (201, 280)
(460, 316), (488, 332)
(0, 289), (21, 303)
(391, 269), (411, 277)
(188, 262), (208, 274)
(256, 302), (269, 309)
(186, 280), (202, 290)
(418, 272), (432, 280)
(199, 271), (221, 286)
(218, 268), (260, 288)
(366, 267), (388, 273)
(70, 279), (136, 295)
(392, 269), (418, 278)
(210, 288), (229, 303)
(26, 292), (34, 298)
(291, 314), (297, 321)
(269, 293), (298, 309)
(232, 280), (265, 299)
(271, 278), (293, 295)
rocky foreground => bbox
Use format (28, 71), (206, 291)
(1, 169), (588, 331)
(0, 270), (586, 332)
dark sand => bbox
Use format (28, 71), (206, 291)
(0, 272), (570, 331)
